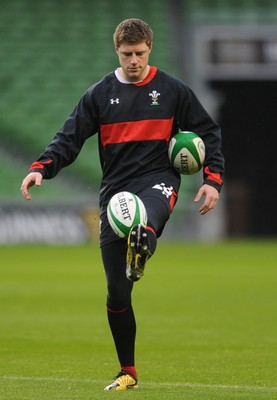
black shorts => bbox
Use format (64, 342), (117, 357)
(99, 170), (180, 246)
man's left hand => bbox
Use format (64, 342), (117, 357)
(194, 184), (219, 215)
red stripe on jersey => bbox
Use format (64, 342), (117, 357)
(135, 66), (158, 86)
(100, 118), (174, 148)
(29, 160), (53, 171)
(204, 166), (223, 185)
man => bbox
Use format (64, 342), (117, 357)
(21, 18), (224, 390)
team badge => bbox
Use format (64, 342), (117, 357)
(149, 90), (160, 106)
(152, 183), (173, 198)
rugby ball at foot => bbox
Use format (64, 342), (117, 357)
(168, 131), (205, 175)
(107, 191), (147, 238)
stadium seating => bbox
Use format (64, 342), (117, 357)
(0, 0), (174, 197)
(190, 0), (277, 23)
(1, 0), (276, 201)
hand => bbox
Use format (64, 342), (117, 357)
(194, 184), (219, 215)
(20, 172), (43, 200)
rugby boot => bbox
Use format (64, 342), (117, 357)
(104, 371), (138, 391)
(126, 224), (151, 282)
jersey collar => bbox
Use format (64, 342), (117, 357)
(134, 66), (158, 86)
(114, 66), (158, 86)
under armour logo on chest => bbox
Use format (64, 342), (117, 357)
(110, 98), (119, 104)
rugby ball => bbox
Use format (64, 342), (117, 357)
(168, 131), (205, 175)
(107, 191), (147, 238)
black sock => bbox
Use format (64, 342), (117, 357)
(107, 305), (136, 367)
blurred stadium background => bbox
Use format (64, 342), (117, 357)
(1, 0), (277, 244)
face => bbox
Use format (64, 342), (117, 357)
(116, 41), (152, 82)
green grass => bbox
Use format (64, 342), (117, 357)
(0, 241), (277, 399)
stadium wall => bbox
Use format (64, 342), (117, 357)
(0, 205), (99, 245)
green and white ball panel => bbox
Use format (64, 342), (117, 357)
(107, 191), (147, 238)
(168, 131), (205, 175)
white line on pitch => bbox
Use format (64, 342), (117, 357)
(0, 376), (277, 392)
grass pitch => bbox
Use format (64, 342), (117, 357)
(0, 241), (277, 399)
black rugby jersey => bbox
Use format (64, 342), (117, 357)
(30, 66), (224, 206)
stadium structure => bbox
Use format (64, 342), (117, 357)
(1, 0), (276, 243)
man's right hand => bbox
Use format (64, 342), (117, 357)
(20, 172), (43, 200)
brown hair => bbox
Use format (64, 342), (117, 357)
(113, 18), (153, 48)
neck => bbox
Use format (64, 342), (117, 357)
(119, 65), (150, 83)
